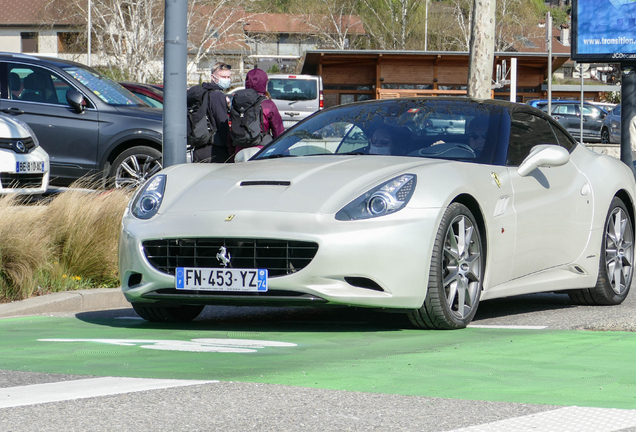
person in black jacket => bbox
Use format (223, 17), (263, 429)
(192, 62), (232, 163)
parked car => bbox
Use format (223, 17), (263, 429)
(0, 114), (49, 195)
(267, 74), (323, 129)
(590, 101), (617, 112)
(119, 97), (636, 329)
(1, 52), (163, 188)
(119, 82), (163, 108)
(602, 103), (622, 144)
(530, 100), (608, 142)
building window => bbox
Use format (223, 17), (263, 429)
(21, 32), (38, 53)
(340, 94), (355, 104)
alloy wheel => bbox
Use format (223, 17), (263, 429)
(115, 154), (163, 189)
(442, 214), (482, 319)
(605, 207), (634, 295)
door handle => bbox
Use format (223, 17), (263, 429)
(0, 107), (24, 115)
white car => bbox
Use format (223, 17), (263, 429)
(0, 114), (49, 195)
(119, 98), (636, 329)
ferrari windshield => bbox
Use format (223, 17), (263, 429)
(255, 99), (505, 164)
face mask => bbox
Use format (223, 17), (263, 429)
(217, 78), (231, 90)
(370, 145), (391, 155)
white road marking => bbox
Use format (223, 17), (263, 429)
(0, 377), (216, 409)
(467, 324), (548, 330)
(39, 338), (297, 353)
(447, 406), (636, 432)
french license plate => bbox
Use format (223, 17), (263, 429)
(175, 267), (268, 292)
(16, 161), (43, 173)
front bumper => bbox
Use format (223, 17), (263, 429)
(119, 207), (441, 310)
(0, 147), (49, 195)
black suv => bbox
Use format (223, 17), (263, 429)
(0, 52), (163, 187)
(531, 100), (607, 143)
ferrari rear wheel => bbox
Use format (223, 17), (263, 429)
(408, 203), (484, 330)
(569, 197), (633, 305)
(131, 303), (204, 322)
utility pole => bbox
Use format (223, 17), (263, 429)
(162, 0), (188, 167)
(87, 0), (91, 67)
(424, 0), (429, 51)
(547, 12), (552, 116)
(467, 0), (496, 99)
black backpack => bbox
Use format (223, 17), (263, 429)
(186, 86), (216, 149)
(230, 88), (266, 147)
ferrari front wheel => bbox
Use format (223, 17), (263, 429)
(408, 203), (484, 330)
(569, 197), (633, 305)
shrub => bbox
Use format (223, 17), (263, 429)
(0, 184), (132, 302)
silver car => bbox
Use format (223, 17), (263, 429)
(267, 74), (323, 129)
(601, 104), (621, 144)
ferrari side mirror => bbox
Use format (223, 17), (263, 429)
(517, 145), (570, 177)
(235, 147), (260, 162)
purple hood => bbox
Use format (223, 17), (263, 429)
(245, 69), (268, 94)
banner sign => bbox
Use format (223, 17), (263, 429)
(572, 0), (636, 62)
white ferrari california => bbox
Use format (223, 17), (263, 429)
(119, 97), (636, 329)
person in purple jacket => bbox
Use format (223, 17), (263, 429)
(233, 68), (284, 157)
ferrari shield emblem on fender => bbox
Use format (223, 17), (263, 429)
(491, 172), (501, 188)
(225, 215), (235, 221)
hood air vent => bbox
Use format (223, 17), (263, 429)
(240, 181), (291, 187)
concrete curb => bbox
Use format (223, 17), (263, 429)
(0, 288), (131, 318)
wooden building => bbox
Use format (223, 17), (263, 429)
(300, 50), (611, 108)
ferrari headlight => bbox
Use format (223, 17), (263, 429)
(131, 174), (166, 219)
(335, 174), (416, 221)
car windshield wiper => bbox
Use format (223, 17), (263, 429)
(336, 151), (367, 156)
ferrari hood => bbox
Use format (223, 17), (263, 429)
(160, 156), (445, 215)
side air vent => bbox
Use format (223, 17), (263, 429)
(240, 181), (291, 186)
(345, 277), (385, 292)
(128, 273), (143, 287)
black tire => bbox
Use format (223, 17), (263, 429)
(109, 146), (162, 189)
(131, 303), (204, 322)
(601, 128), (611, 144)
(408, 203), (484, 329)
(569, 197), (634, 305)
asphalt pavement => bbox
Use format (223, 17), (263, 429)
(3, 288), (636, 432)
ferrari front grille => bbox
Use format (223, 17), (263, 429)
(0, 173), (43, 188)
(143, 238), (319, 277)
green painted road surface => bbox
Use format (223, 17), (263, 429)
(1, 315), (636, 409)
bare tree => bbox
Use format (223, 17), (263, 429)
(444, 0), (472, 51)
(494, 0), (542, 52)
(186, 0), (254, 77)
(440, 0), (543, 52)
(44, 0), (251, 83)
(45, 0), (165, 82)
(358, 0), (424, 50)
(291, 0), (365, 50)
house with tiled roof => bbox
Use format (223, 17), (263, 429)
(0, 0), (366, 81)
(0, 0), (82, 57)
(243, 12), (366, 72)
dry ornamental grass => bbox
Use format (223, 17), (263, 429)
(0, 184), (132, 302)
